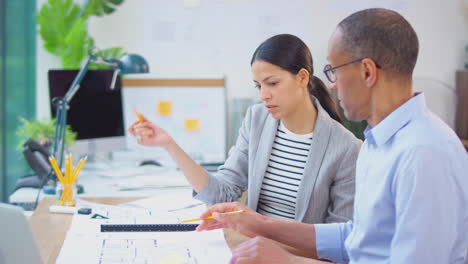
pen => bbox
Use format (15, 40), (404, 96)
(133, 107), (146, 123)
(180, 209), (244, 223)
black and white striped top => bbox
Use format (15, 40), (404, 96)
(257, 122), (313, 220)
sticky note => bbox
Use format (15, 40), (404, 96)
(158, 101), (173, 116)
(184, 119), (199, 131)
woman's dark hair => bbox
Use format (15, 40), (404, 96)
(251, 34), (342, 123)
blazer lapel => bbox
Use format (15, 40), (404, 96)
(248, 115), (278, 211)
(295, 100), (332, 221)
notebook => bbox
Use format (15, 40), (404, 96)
(0, 203), (42, 264)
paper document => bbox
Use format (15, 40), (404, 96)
(56, 230), (231, 264)
(70, 198), (205, 234)
(97, 166), (170, 178)
(98, 168), (191, 190)
(120, 194), (206, 213)
(118, 195), (208, 224)
(111, 177), (190, 190)
(57, 198), (231, 263)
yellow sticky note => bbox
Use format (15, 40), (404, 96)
(184, 119), (199, 131)
(158, 101), (173, 116)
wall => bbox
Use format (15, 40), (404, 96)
(36, 0), (468, 149)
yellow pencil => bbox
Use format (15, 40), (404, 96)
(65, 154), (72, 184)
(133, 107), (147, 123)
(72, 156), (87, 183)
(181, 210), (244, 223)
(49, 156), (65, 183)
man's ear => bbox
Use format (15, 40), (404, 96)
(361, 58), (378, 87)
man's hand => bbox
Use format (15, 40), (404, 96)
(229, 236), (311, 264)
(196, 202), (266, 238)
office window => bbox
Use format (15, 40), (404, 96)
(0, 0), (36, 201)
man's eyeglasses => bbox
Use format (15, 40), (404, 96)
(323, 58), (381, 83)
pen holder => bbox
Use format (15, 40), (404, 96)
(56, 182), (77, 206)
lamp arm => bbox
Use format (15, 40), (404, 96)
(63, 55), (95, 103)
(52, 100), (67, 168)
(52, 54), (96, 169)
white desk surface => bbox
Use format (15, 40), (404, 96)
(9, 161), (193, 205)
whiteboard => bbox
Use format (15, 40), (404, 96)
(122, 79), (227, 163)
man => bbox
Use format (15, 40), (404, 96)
(196, 8), (468, 264)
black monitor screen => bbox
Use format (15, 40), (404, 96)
(48, 69), (124, 140)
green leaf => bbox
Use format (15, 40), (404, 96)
(83, 0), (125, 18)
(89, 47), (127, 69)
(64, 124), (78, 147)
(15, 118), (77, 152)
(61, 18), (93, 69)
(37, 0), (82, 56)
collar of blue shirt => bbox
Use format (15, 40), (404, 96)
(364, 92), (425, 147)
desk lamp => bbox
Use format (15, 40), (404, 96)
(49, 51), (149, 192)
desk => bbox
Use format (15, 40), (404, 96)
(10, 163), (192, 206)
(30, 197), (248, 264)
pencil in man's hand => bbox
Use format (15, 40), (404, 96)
(181, 210), (245, 223)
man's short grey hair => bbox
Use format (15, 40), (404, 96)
(337, 8), (419, 80)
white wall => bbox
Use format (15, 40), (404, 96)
(36, 0), (468, 135)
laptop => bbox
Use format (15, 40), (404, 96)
(0, 203), (42, 264)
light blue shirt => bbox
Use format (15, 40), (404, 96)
(315, 93), (468, 263)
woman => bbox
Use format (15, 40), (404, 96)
(128, 34), (361, 224)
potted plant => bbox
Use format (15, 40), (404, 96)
(15, 117), (77, 152)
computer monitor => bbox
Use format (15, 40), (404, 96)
(48, 69), (124, 140)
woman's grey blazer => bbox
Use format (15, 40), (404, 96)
(195, 99), (362, 224)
